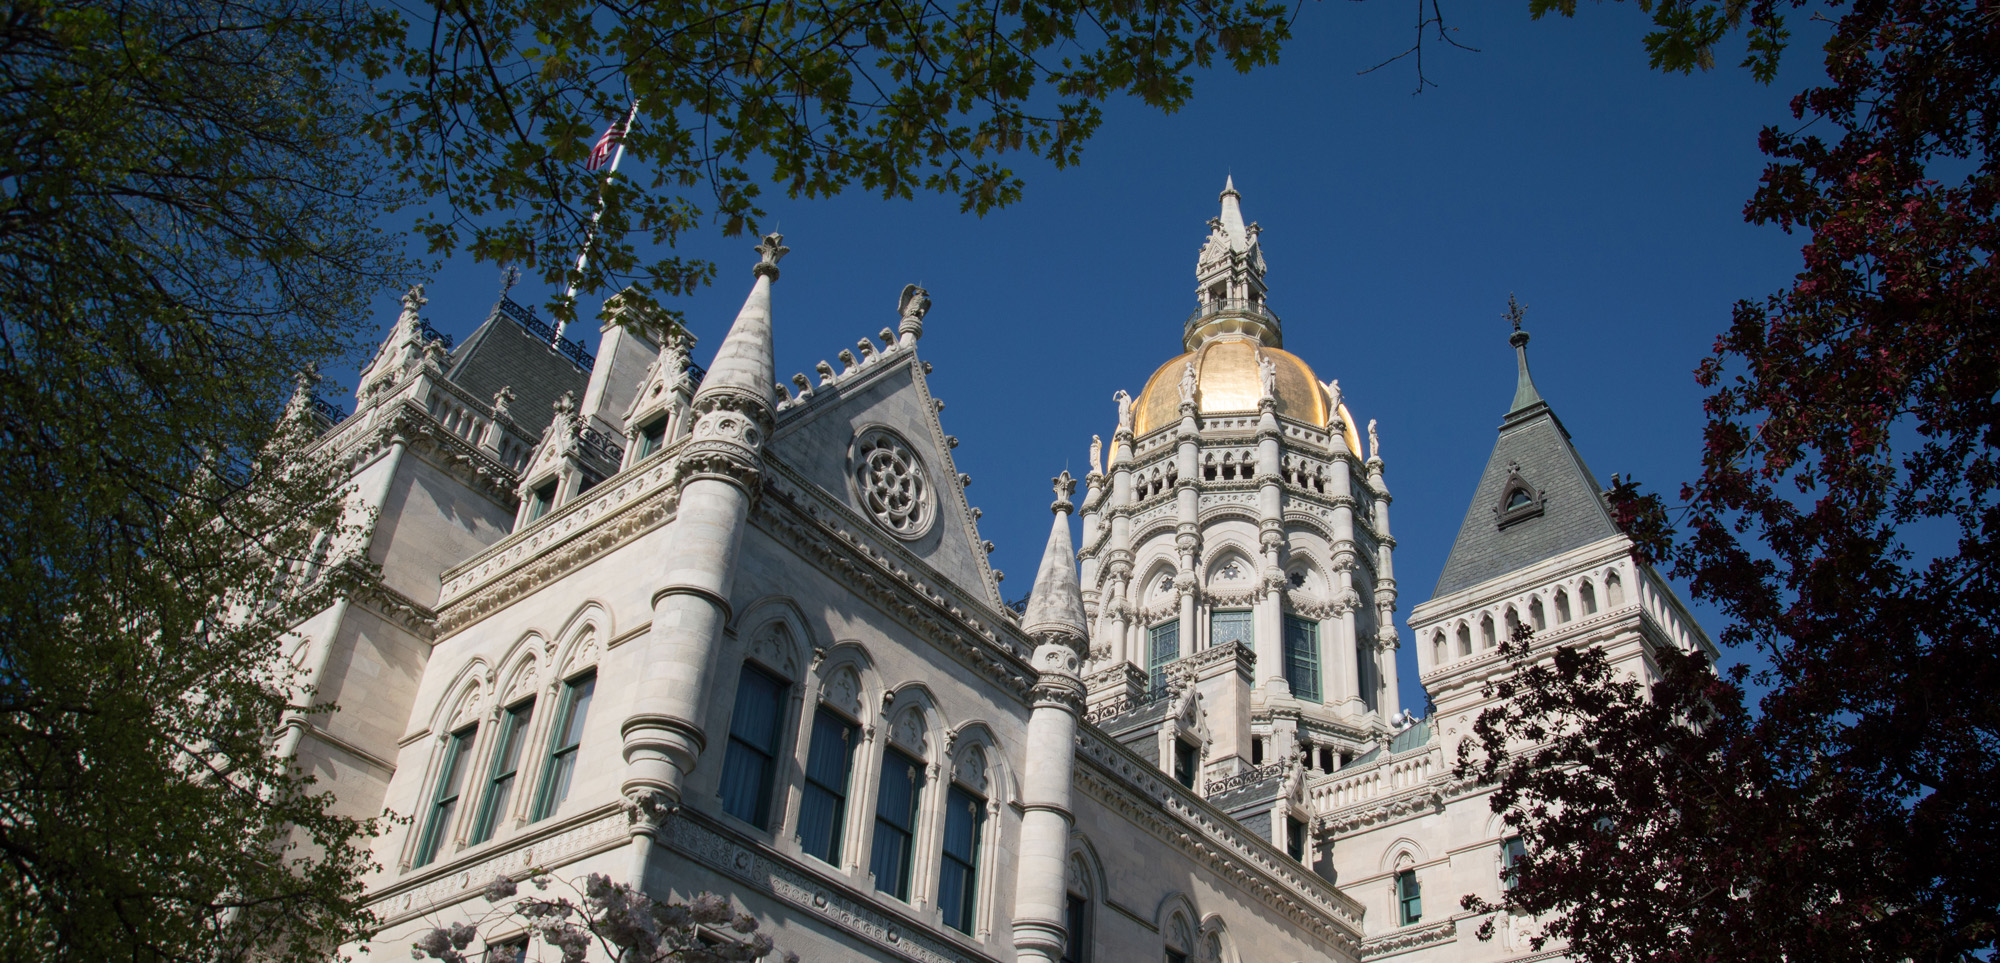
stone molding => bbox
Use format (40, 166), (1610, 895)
(336, 399), (522, 506)
(1072, 726), (1365, 952)
(1360, 918), (1456, 958)
(662, 811), (1001, 963)
(366, 804), (629, 927)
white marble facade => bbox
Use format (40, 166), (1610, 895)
(290, 184), (1713, 963)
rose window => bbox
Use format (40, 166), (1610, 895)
(851, 428), (934, 539)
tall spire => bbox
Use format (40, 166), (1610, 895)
(1021, 472), (1088, 642)
(1217, 176), (1247, 249)
(1504, 293), (1546, 417)
(1189, 178), (1275, 350)
(692, 234), (787, 408)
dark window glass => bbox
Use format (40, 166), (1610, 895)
(1283, 615), (1322, 702)
(1166, 951), (1188, 963)
(531, 673), (595, 821)
(1208, 609), (1253, 648)
(1147, 620), (1180, 692)
(1286, 815), (1306, 862)
(1397, 869), (1423, 925)
(938, 784), (986, 934)
(1173, 740), (1197, 789)
(1502, 835), (1528, 891)
(1061, 893), (1090, 963)
(414, 725), (478, 867)
(871, 747), (923, 899)
(526, 480), (557, 522)
(719, 663), (787, 828)
(1506, 489), (1532, 509)
(798, 708), (856, 864)
(470, 700), (534, 844)
(636, 417), (668, 459)
(1251, 737), (1264, 765)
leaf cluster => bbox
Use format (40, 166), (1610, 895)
(411, 872), (798, 963)
(370, 0), (1298, 323)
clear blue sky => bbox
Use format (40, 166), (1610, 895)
(383, 3), (1825, 714)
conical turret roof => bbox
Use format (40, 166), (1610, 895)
(1021, 472), (1087, 642)
(693, 234), (786, 407)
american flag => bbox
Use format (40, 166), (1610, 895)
(586, 118), (625, 171)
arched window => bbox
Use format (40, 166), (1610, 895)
(798, 699), (858, 864)
(1456, 624), (1472, 657)
(939, 746), (989, 934)
(1529, 597), (1546, 631)
(1480, 614), (1496, 649)
(871, 706), (926, 901)
(720, 662), (790, 830)
(1396, 867), (1423, 925)
(414, 724), (478, 867)
(1431, 631), (1446, 665)
(530, 670), (595, 822)
(1164, 912), (1194, 963)
(1580, 579), (1598, 616)
(1501, 836), (1528, 892)
(1148, 620), (1181, 693)
(469, 698), (535, 845)
(1282, 615), (1321, 702)
(1063, 854), (1094, 963)
(1606, 570), (1625, 607)
(1555, 588), (1572, 624)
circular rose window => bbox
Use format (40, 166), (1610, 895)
(850, 427), (935, 539)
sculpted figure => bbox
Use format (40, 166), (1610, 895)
(1089, 434), (1103, 475)
(1257, 352), (1278, 400)
(1112, 389), (1133, 433)
(1178, 359), (1198, 405)
(1368, 419), (1381, 460)
(1324, 378), (1342, 417)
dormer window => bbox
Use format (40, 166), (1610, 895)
(1493, 469), (1545, 529)
(525, 480), (557, 522)
(635, 416), (668, 460)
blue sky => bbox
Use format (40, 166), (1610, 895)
(384, 3), (1827, 713)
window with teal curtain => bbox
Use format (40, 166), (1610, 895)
(1209, 609), (1253, 648)
(938, 784), (986, 933)
(530, 672), (595, 821)
(414, 725), (478, 867)
(871, 747), (923, 899)
(1147, 620), (1180, 693)
(1061, 891), (1090, 963)
(469, 699), (534, 844)
(719, 663), (788, 829)
(798, 708), (856, 864)
(1502, 836), (1527, 891)
(1283, 615), (1322, 702)
(1397, 869), (1423, 924)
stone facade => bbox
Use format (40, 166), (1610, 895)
(290, 182), (1713, 963)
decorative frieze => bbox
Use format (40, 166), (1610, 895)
(368, 805), (630, 927)
(1361, 918), (1456, 958)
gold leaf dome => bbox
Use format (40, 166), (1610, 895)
(1132, 336), (1360, 451)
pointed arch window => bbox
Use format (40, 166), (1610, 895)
(799, 707), (857, 865)
(871, 746), (923, 900)
(414, 725), (478, 867)
(1493, 469), (1545, 529)
(1397, 868), (1423, 925)
(720, 663), (789, 829)
(1148, 620), (1181, 693)
(939, 780), (987, 934)
(530, 671), (595, 822)
(470, 699), (534, 844)
(1282, 615), (1321, 702)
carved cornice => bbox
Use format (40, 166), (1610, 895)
(1361, 918), (1455, 958)
(350, 574), (440, 640)
(1072, 728), (1364, 955)
(338, 400), (522, 505)
(365, 805), (629, 927)
(1317, 786), (1444, 836)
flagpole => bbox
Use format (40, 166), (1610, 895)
(554, 98), (640, 344)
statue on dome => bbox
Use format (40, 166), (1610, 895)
(1324, 379), (1342, 419)
(1368, 419), (1381, 461)
(1112, 389), (1133, 434)
(1178, 359), (1198, 406)
(1089, 435), (1103, 476)
(1257, 352), (1278, 400)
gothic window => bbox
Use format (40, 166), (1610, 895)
(1480, 614), (1496, 649)
(1555, 588), (1572, 623)
(1502, 836), (1528, 892)
(1494, 470), (1544, 529)
(1286, 814), (1307, 863)
(1396, 868), (1423, 925)
(1432, 631), (1446, 664)
(1606, 570), (1625, 607)
(469, 699), (534, 845)
(1456, 624), (1472, 657)
(1063, 890), (1092, 963)
(1209, 608), (1252, 647)
(530, 672), (595, 821)
(939, 773), (987, 934)
(720, 663), (788, 829)
(1164, 913), (1194, 963)
(634, 415), (668, 460)
(525, 479), (557, 524)
(1283, 615), (1321, 702)
(798, 707), (857, 865)
(414, 725), (478, 867)
(1530, 597), (1547, 631)
(871, 746), (923, 900)
(1581, 579), (1598, 615)
(1148, 621), (1181, 693)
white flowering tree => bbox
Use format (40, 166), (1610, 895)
(410, 873), (798, 963)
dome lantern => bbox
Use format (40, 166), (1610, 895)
(1188, 176), (1278, 351)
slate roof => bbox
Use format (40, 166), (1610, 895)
(445, 301), (589, 441)
(1433, 335), (1620, 598)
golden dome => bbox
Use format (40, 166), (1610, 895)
(1131, 337), (1360, 451)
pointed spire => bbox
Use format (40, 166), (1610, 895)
(1217, 176), (1248, 250)
(1504, 293), (1546, 416)
(693, 234), (786, 408)
(1021, 472), (1087, 643)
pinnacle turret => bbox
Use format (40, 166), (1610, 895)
(692, 234), (786, 412)
(1504, 293), (1546, 417)
(1020, 472), (1087, 645)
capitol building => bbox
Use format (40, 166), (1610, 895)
(291, 181), (1713, 962)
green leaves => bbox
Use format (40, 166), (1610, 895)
(372, 0), (1295, 323)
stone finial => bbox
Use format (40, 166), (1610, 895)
(898, 283), (931, 346)
(399, 283), (428, 320)
(1505, 291), (1528, 336)
(1051, 471), (1077, 513)
(753, 232), (789, 279)
(491, 386), (514, 420)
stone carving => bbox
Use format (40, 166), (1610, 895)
(1368, 419), (1380, 461)
(1323, 379), (1340, 419)
(1089, 435), (1103, 476)
(1257, 352), (1278, 400)
(748, 621), (798, 679)
(1178, 359), (1198, 405)
(753, 232), (789, 278)
(850, 427), (935, 539)
(891, 706), (926, 752)
(823, 665), (862, 717)
(952, 744), (988, 792)
(490, 386), (514, 421)
(1112, 389), (1132, 434)
(898, 283), (931, 326)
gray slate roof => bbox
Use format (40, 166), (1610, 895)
(1433, 346), (1620, 598)
(446, 303), (589, 440)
